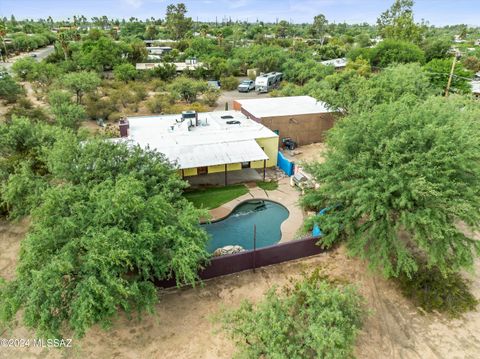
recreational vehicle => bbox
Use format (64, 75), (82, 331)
(255, 72), (283, 93)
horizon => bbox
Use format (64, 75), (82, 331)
(1, 0), (480, 26)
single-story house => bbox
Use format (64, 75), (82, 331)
(472, 81), (480, 98)
(233, 96), (336, 146)
(116, 111), (279, 182)
(321, 57), (347, 70)
(136, 59), (204, 72)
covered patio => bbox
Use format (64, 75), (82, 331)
(186, 168), (263, 187)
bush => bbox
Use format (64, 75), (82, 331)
(0, 72), (24, 103)
(47, 89), (73, 107)
(370, 39), (425, 68)
(219, 76), (239, 90)
(397, 267), (478, 317)
(218, 271), (366, 359)
(5, 98), (50, 123)
(51, 102), (86, 129)
(113, 63), (138, 83)
(130, 83), (148, 101)
(168, 77), (208, 103)
(84, 95), (118, 120)
(202, 88), (220, 106)
(146, 94), (171, 114)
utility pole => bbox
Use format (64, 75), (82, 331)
(445, 53), (460, 97)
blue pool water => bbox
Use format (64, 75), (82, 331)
(203, 200), (289, 253)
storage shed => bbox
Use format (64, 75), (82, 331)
(233, 96), (336, 146)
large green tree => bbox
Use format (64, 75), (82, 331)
(302, 96), (480, 277)
(377, 0), (425, 44)
(0, 139), (210, 337)
(310, 63), (433, 115)
(61, 71), (101, 104)
(165, 3), (193, 40)
(424, 58), (473, 95)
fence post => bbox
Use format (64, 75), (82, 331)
(253, 224), (257, 273)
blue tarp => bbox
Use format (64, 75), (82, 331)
(312, 208), (330, 237)
(277, 151), (295, 176)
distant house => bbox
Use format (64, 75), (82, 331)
(320, 57), (347, 70)
(136, 59), (205, 72)
(453, 35), (466, 44)
(233, 96), (336, 146)
(472, 81), (480, 98)
(115, 111), (278, 182)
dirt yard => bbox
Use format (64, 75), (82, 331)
(283, 142), (328, 164)
(1, 220), (480, 359)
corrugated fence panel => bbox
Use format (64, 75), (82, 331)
(277, 151), (295, 176)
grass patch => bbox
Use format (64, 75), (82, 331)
(256, 180), (278, 191)
(184, 184), (249, 209)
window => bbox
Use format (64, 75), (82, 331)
(197, 166), (208, 175)
(241, 162), (251, 169)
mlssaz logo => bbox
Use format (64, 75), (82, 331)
(33, 338), (73, 348)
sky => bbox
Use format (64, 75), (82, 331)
(1, 0), (479, 26)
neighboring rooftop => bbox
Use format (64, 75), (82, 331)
(320, 57), (348, 68)
(117, 111), (277, 169)
(235, 96), (333, 118)
(472, 81), (480, 95)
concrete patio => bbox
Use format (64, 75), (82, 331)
(208, 177), (304, 242)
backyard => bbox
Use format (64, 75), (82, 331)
(1, 218), (480, 359)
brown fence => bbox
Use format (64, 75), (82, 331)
(155, 236), (324, 288)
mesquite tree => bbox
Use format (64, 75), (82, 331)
(303, 96), (480, 277)
(0, 138), (210, 337)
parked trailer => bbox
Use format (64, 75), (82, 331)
(255, 72), (283, 93)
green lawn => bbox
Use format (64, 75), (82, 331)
(184, 184), (249, 209)
(256, 180), (279, 191)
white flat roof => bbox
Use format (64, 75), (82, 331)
(321, 57), (347, 68)
(472, 81), (480, 94)
(236, 96), (333, 118)
(120, 111), (277, 169)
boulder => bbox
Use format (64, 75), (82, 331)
(213, 245), (245, 257)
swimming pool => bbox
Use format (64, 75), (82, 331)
(203, 200), (289, 253)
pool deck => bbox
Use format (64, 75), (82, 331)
(209, 177), (304, 242)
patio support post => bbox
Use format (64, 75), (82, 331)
(263, 159), (266, 181)
(224, 164), (227, 186)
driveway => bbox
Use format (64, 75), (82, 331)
(214, 88), (271, 111)
(0, 45), (55, 72)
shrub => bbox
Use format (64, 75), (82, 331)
(397, 267), (478, 317)
(218, 270), (366, 359)
(84, 95), (118, 120)
(47, 89), (73, 107)
(168, 77), (208, 103)
(146, 94), (171, 114)
(219, 76), (239, 90)
(202, 88), (220, 106)
(51, 102), (86, 129)
(113, 63), (138, 83)
(0, 72), (24, 103)
(5, 98), (49, 123)
(130, 83), (148, 102)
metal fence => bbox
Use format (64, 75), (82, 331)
(155, 236), (324, 288)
